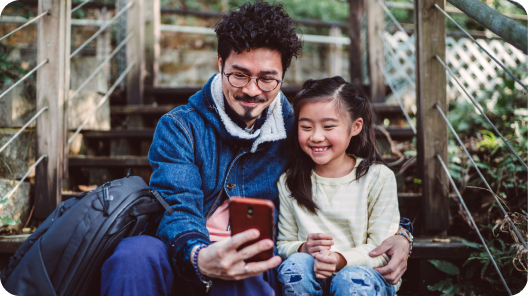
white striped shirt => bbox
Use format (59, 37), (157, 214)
(277, 158), (400, 271)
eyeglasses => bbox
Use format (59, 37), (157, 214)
(223, 72), (283, 92)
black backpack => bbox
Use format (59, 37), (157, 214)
(0, 174), (173, 296)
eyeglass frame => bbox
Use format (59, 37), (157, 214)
(223, 72), (283, 92)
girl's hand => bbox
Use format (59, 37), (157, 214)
(301, 233), (334, 256)
(313, 249), (337, 279)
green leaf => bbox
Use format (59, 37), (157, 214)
(442, 283), (459, 296)
(428, 278), (453, 292)
(0, 157), (14, 178)
(428, 260), (460, 275)
(462, 239), (481, 249)
(0, 217), (20, 226)
(481, 261), (490, 277)
(465, 263), (477, 279)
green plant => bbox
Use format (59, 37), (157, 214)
(434, 64), (528, 294)
(427, 234), (527, 295)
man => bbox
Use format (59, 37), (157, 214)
(101, 1), (412, 295)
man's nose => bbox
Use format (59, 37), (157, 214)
(241, 79), (263, 98)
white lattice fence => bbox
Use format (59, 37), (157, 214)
(382, 31), (528, 101)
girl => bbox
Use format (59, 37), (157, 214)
(276, 77), (401, 296)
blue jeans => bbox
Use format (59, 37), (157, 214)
(277, 253), (395, 296)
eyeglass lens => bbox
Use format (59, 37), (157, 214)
(228, 73), (279, 91)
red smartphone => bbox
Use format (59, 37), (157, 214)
(229, 197), (275, 263)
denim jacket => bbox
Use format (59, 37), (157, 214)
(149, 73), (295, 282)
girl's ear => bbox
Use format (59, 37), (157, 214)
(351, 118), (363, 137)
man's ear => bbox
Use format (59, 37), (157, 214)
(351, 118), (363, 136)
(217, 55), (223, 73)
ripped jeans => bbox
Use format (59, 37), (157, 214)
(277, 253), (395, 296)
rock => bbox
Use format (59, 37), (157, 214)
(0, 129), (35, 180)
(0, 82), (37, 128)
(67, 90), (110, 131)
(0, 179), (30, 231)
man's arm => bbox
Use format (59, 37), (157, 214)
(150, 114), (281, 281)
(149, 114), (211, 279)
(369, 218), (413, 285)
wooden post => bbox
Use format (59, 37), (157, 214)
(414, 0), (449, 232)
(349, 0), (364, 84)
(144, 0), (159, 85)
(126, 0), (144, 105)
(143, 0), (159, 103)
(367, 0), (385, 103)
(329, 26), (343, 77)
(35, 0), (71, 220)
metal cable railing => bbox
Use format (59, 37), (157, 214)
(68, 61), (136, 144)
(0, 107), (48, 154)
(0, 59), (49, 102)
(435, 104), (528, 250)
(376, 60), (417, 134)
(434, 4), (527, 92)
(70, 0), (134, 58)
(376, 29), (416, 90)
(435, 55), (528, 171)
(1, 154), (47, 203)
(71, 0), (92, 14)
(436, 154), (512, 295)
(68, 31), (134, 102)
(0, 11), (49, 43)
(376, 0), (409, 37)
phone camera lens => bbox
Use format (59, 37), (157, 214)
(247, 205), (254, 216)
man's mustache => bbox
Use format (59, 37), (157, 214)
(234, 94), (267, 103)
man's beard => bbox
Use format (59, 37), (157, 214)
(234, 94), (267, 122)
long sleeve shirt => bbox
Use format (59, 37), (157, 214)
(277, 158), (401, 270)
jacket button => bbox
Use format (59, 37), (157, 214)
(227, 184), (236, 191)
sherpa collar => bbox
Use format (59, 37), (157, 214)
(210, 73), (287, 153)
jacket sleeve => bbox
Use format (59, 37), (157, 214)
(149, 113), (211, 280)
(276, 176), (304, 259)
(338, 169), (401, 269)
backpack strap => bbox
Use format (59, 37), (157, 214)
(205, 189), (223, 220)
(150, 190), (174, 215)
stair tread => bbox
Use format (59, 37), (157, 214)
(0, 234), (470, 259)
(82, 129), (155, 138)
(69, 155), (151, 167)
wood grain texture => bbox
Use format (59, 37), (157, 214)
(126, 0), (144, 104)
(414, 0), (449, 232)
(144, 0), (159, 89)
(349, 0), (364, 84)
(367, 0), (385, 103)
(35, 0), (71, 219)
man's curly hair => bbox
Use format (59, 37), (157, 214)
(215, 1), (302, 75)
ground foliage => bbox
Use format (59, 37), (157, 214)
(427, 68), (528, 295)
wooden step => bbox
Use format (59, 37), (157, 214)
(68, 156), (150, 167)
(111, 105), (180, 116)
(81, 127), (414, 141)
(82, 129), (155, 139)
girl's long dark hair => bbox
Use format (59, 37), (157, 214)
(285, 76), (387, 214)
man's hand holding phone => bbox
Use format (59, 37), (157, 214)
(196, 229), (282, 280)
